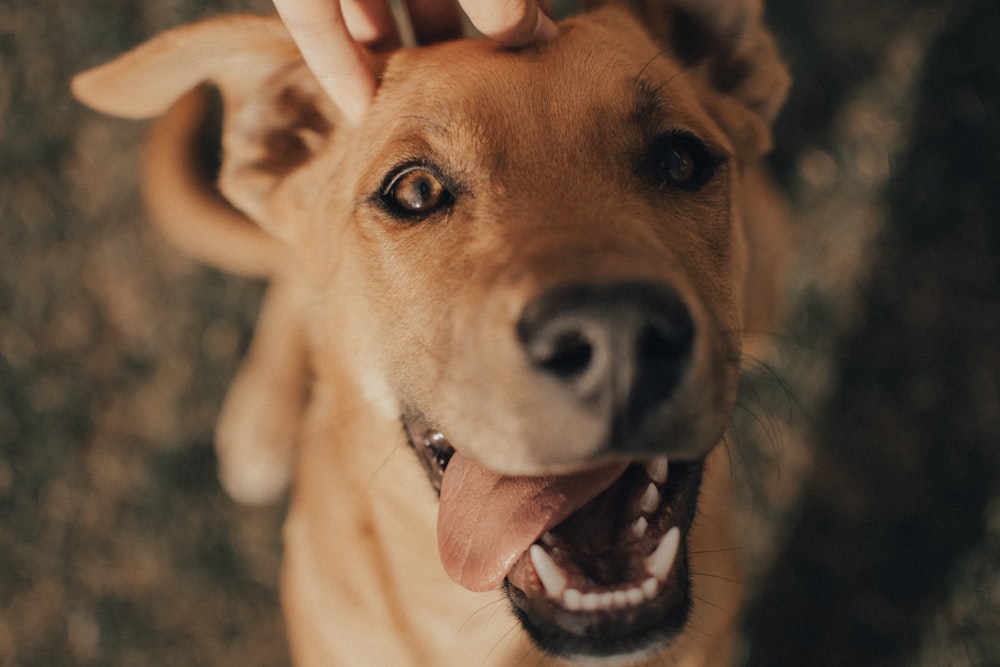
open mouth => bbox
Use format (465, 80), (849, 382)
(403, 414), (704, 659)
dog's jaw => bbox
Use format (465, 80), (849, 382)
(505, 462), (704, 659)
(403, 415), (706, 660)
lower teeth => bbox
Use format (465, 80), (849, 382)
(530, 526), (681, 611)
(560, 579), (661, 612)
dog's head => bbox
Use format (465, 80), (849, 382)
(75, 2), (788, 661)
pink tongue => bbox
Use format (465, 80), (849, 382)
(437, 451), (629, 592)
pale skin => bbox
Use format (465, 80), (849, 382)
(272, 0), (558, 122)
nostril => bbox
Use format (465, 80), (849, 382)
(518, 282), (695, 415)
(535, 329), (594, 380)
(629, 315), (694, 404)
(637, 315), (694, 370)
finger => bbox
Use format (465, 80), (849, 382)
(461, 0), (558, 47)
(272, 0), (377, 122)
(405, 0), (464, 45)
(341, 0), (401, 50)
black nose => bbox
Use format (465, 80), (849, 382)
(517, 281), (695, 439)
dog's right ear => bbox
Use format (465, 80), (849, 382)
(72, 15), (342, 228)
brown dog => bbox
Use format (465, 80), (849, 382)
(74, 1), (789, 664)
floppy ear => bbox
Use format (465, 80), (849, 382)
(72, 15), (341, 228)
(600, 0), (790, 158)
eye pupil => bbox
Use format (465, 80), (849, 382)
(648, 133), (718, 191)
(389, 168), (448, 214)
(662, 148), (695, 184)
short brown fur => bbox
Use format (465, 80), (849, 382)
(74, 3), (789, 665)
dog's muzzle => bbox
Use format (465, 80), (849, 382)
(399, 281), (712, 659)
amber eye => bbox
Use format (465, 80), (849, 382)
(659, 146), (696, 185)
(649, 132), (720, 191)
(382, 166), (451, 218)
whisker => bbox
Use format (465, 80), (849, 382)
(364, 429), (413, 488)
(461, 593), (509, 632)
(483, 617), (527, 666)
(720, 431), (736, 478)
(689, 545), (743, 555)
(740, 355), (808, 420)
(635, 48), (672, 83)
(733, 396), (784, 468)
(675, 617), (713, 639)
(689, 570), (745, 587)
(690, 592), (737, 617)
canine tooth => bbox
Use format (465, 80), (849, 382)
(642, 577), (659, 600)
(645, 526), (681, 581)
(529, 545), (567, 598)
(626, 587), (645, 606)
(581, 592), (601, 611)
(631, 516), (649, 538)
(563, 588), (583, 611)
(639, 483), (660, 514)
(646, 456), (669, 484)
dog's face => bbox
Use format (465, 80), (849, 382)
(268, 14), (777, 657)
(75, 4), (788, 662)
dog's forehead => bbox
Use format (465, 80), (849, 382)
(369, 16), (713, 144)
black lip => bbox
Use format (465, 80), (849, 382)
(505, 567), (692, 659)
(402, 414), (453, 494)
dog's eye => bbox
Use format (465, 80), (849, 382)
(382, 166), (452, 218)
(660, 147), (696, 184)
(650, 133), (720, 191)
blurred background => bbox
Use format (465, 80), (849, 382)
(1, 0), (997, 664)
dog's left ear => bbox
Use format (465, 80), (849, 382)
(72, 15), (343, 229)
(606, 0), (790, 157)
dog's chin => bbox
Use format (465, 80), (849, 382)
(402, 415), (705, 662)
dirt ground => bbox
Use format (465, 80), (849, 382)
(2, 0), (998, 665)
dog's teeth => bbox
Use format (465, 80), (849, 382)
(541, 532), (557, 546)
(561, 584), (657, 612)
(581, 592), (601, 611)
(645, 526), (681, 581)
(646, 456), (669, 484)
(529, 545), (567, 598)
(563, 588), (583, 611)
(631, 516), (648, 538)
(639, 483), (660, 514)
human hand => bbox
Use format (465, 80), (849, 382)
(272, 0), (558, 123)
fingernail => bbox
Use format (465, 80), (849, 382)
(532, 12), (559, 42)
